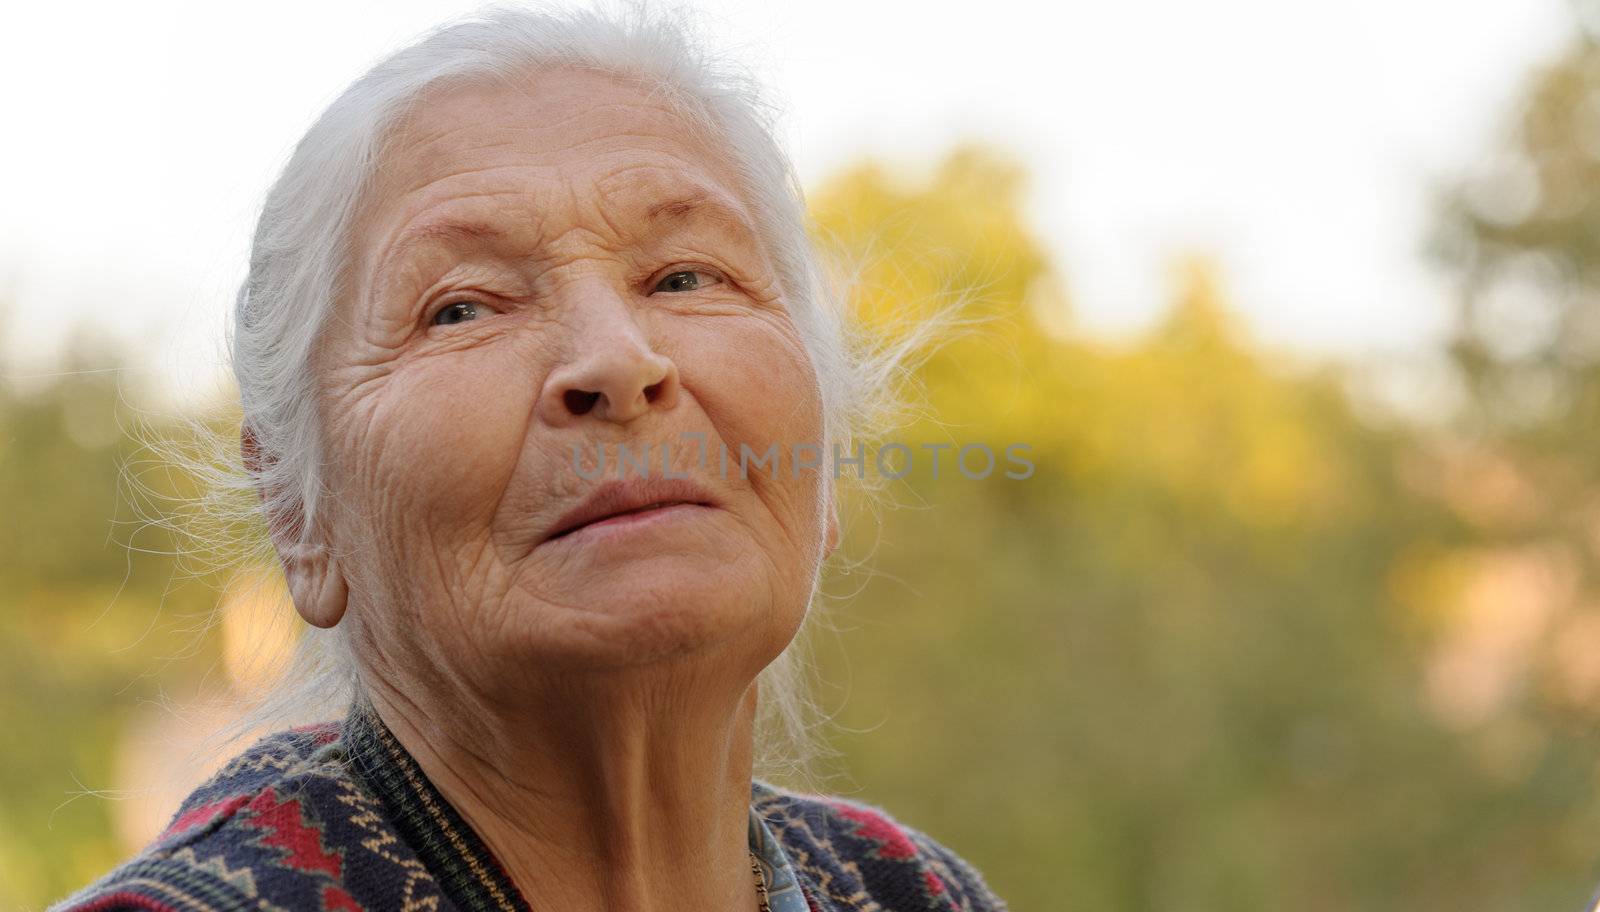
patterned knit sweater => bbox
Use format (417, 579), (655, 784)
(51, 704), (1009, 911)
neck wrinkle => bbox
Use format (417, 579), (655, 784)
(350, 673), (763, 912)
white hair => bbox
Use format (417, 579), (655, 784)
(147, 2), (949, 783)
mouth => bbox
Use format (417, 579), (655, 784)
(542, 479), (719, 544)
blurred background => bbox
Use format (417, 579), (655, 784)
(4, 0), (1600, 908)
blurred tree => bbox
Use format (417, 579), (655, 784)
(0, 333), (230, 906)
(1432, 21), (1600, 482)
(806, 144), (1597, 911)
(1427, 6), (1600, 896)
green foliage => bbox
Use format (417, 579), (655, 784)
(0, 349), (227, 907)
(799, 146), (1600, 910)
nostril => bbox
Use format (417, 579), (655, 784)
(643, 381), (664, 404)
(564, 389), (601, 416)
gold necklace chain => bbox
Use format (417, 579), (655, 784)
(748, 850), (772, 912)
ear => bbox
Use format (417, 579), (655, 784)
(241, 423), (349, 629)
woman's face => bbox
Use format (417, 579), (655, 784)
(305, 69), (831, 697)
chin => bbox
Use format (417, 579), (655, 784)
(501, 554), (790, 670)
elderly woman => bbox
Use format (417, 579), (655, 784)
(55, 5), (1005, 912)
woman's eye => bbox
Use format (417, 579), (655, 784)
(432, 301), (483, 326)
(653, 270), (722, 293)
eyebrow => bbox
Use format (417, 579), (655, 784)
(645, 193), (758, 238)
(375, 192), (760, 283)
(377, 219), (508, 279)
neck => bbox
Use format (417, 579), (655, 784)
(362, 668), (764, 912)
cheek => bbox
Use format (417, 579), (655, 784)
(690, 314), (823, 442)
(678, 314), (826, 537)
(330, 344), (539, 537)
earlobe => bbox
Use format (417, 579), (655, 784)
(281, 543), (349, 629)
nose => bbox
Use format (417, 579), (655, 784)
(537, 304), (680, 427)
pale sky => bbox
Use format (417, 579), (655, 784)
(0, 0), (1575, 408)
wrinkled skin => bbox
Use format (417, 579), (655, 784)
(257, 68), (838, 910)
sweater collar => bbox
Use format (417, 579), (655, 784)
(343, 700), (530, 911)
(340, 701), (811, 912)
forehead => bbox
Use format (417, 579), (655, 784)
(356, 68), (751, 256)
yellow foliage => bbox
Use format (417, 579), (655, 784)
(812, 152), (1351, 530)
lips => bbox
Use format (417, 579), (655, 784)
(542, 478), (719, 543)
